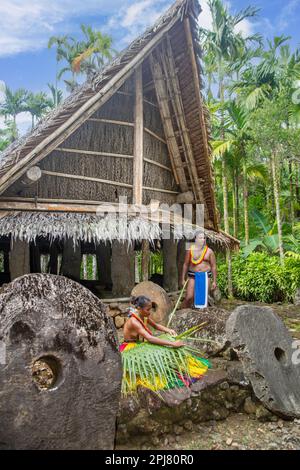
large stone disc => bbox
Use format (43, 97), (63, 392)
(0, 274), (122, 449)
(131, 281), (172, 325)
(226, 305), (300, 418)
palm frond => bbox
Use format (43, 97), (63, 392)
(121, 330), (209, 396)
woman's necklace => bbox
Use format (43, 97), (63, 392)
(131, 312), (152, 335)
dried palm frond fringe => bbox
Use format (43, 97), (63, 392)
(0, 211), (236, 248)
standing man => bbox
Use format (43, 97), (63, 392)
(181, 231), (217, 309)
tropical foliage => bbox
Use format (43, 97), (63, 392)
(200, 0), (300, 284)
(217, 252), (300, 303)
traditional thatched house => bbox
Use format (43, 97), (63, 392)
(0, 0), (238, 296)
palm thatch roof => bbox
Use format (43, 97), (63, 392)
(0, 0), (198, 187)
(0, 0), (239, 250)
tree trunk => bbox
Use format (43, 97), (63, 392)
(232, 172), (238, 239)
(289, 160), (294, 227)
(243, 163), (249, 246)
(220, 76), (233, 298)
(271, 152), (284, 263)
(92, 255), (97, 280)
(296, 163), (300, 217)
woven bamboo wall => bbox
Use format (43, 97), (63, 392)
(4, 74), (178, 205)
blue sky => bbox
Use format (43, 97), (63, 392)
(0, 0), (300, 134)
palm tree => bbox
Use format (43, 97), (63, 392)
(74, 25), (114, 77)
(0, 86), (27, 126)
(24, 92), (51, 129)
(200, 0), (261, 296)
(47, 83), (63, 108)
(0, 118), (19, 148)
(48, 35), (73, 105)
(232, 36), (300, 110)
(212, 101), (268, 244)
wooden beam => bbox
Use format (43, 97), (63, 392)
(160, 38), (206, 207)
(184, 18), (219, 230)
(0, 200), (160, 214)
(143, 99), (159, 108)
(150, 53), (188, 192)
(143, 185), (178, 195)
(0, 12), (182, 195)
(56, 147), (133, 160)
(0, 201), (108, 213)
(42, 170), (133, 189)
(20, 166), (42, 186)
(88, 118), (134, 127)
(55, 147), (171, 172)
(144, 127), (167, 145)
(144, 158), (172, 172)
(133, 66), (144, 205)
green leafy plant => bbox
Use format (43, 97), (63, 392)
(218, 252), (300, 302)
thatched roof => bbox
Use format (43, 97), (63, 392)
(0, 0), (199, 188)
(0, 0), (239, 249)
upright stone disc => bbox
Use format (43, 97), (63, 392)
(0, 274), (122, 449)
(226, 305), (300, 418)
(131, 281), (172, 325)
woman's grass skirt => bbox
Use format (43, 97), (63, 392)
(120, 336), (211, 396)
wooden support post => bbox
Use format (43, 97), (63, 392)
(30, 243), (41, 274)
(49, 242), (59, 275)
(177, 238), (186, 289)
(163, 234), (178, 292)
(111, 241), (135, 296)
(9, 239), (31, 280)
(61, 237), (82, 281)
(133, 66), (144, 205)
(141, 240), (150, 281)
(96, 242), (112, 290)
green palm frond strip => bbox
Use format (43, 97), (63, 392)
(121, 331), (211, 396)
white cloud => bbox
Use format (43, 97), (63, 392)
(278, 0), (300, 31)
(106, 1), (172, 48)
(0, 0), (126, 57)
(198, 0), (213, 30)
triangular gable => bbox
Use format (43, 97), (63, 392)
(0, 0), (219, 230)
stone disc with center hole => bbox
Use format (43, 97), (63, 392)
(0, 274), (122, 449)
(226, 305), (300, 418)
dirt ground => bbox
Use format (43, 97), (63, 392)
(117, 413), (300, 451)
